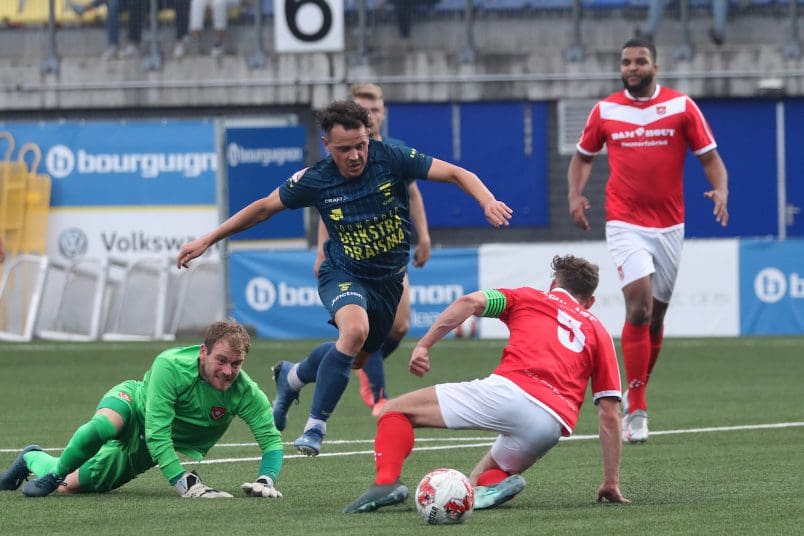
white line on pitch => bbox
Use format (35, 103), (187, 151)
(3, 422), (801, 457)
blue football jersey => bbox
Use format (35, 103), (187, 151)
(279, 140), (433, 280)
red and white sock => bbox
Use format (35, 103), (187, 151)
(621, 321), (650, 412)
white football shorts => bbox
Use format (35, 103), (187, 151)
(605, 221), (684, 303)
(436, 374), (562, 474)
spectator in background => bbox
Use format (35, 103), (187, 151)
(190, 0), (234, 57)
(635, 0), (728, 45)
(69, 0), (143, 59)
(172, 0), (192, 59)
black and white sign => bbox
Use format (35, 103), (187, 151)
(274, 0), (344, 52)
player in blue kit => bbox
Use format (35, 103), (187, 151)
(177, 100), (512, 456)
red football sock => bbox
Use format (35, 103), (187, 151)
(477, 468), (509, 486)
(621, 321), (650, 412)
(374, 411), (414, 485)
(647, 324), (664, 381)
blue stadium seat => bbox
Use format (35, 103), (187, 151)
(435, 0), (474, 11)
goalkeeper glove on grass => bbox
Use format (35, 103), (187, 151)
(241, 476), (283, 498)
(174, 471), (233, 498)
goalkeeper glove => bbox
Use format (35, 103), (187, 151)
(174, 471), (233, 498)
(241, 476), (283, 498)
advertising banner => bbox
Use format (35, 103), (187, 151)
(228, 247), (479, 339)
(479, 240), (739, 338)
(2, 120), (219, 262)
(224, 125), (307, 240)
(740, 240), (804, 335)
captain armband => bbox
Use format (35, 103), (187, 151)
(481, 289), (507, 318)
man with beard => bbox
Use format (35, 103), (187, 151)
(177, 100), (512, 457)
(566, 38), (729, 444)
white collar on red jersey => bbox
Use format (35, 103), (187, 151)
(624, 84), (661, 102)
(550, 287), (580, 304)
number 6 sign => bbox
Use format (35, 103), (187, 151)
(274, 0), (344, 52)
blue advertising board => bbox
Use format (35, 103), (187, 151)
(739, 240), (804, 335)
(1, 120), (217, 206)
(228, 247), (479, 339)
(224, 126), (307, 240)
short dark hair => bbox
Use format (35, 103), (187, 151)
(551, 255), (599, 302)
(622, 37), (657, 62)
(315, 100), (372, 135)
(204, 321), (250, 355)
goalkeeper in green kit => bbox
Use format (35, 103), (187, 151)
(0, 321), (284, 499)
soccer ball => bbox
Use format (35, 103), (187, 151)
(415, 468), (474, 525)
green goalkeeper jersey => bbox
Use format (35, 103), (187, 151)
(136, 345), (282, 483)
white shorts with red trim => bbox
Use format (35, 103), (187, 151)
(605, 221), (684, 303)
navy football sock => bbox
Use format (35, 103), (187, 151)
(310, 346), (353, 421)
(296, 342), (336, 384)
(363, 351), (387, 401)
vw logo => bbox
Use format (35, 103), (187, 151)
(245, 277), (276, 311)
(58, 228), (88, 259)
(754, 267), (786, 304)
(45, 145), (75, 179)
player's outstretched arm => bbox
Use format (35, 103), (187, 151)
(699, 149), (729, 227)
(567, 152), (594, 231)
(425, 159), (512, 228)
(177, 189), (287, 269)
(596, 397), (630, 504)
(410, 292), (487, 377)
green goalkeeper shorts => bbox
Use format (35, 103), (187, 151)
(77, 380), (157, 492)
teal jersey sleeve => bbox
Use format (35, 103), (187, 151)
(482, 289), (508, 317)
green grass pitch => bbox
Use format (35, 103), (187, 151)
(1, 337), (802, 535)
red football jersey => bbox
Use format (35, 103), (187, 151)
(577, 85), (717, 228)
(491, 287), (621, 435)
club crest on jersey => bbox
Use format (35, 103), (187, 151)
(656, 105), (666, 115)
(408, 148), (417, 158)
(378, 181), (393, 199)
(117, 392), (132, 402)
(329, 208), (344, 221)
(210, 406), (227, 420)
(617, 265), (625, 281)
(338, 282), (353, 291)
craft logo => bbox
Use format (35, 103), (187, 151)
(58, 227), (89, 259)
(117, 392), (132, 402)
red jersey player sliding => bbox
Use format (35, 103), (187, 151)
(567, 38), (729, 444)
(344, 254), (629, 514)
